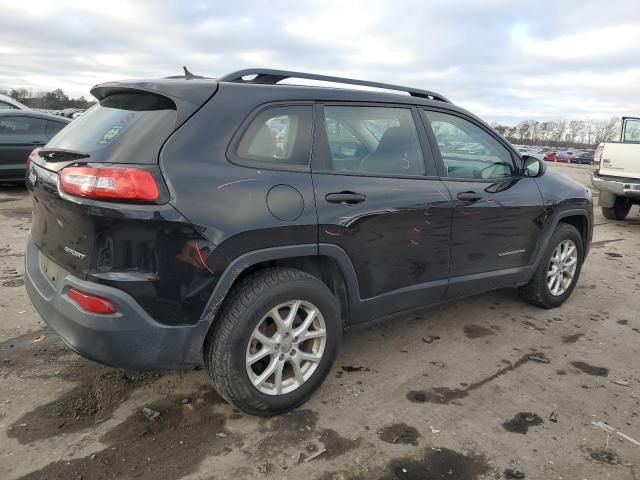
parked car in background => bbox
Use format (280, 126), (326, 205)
(544, 150), (557, 162)
(592, 116), (640, 220)
(573, 151), (594, 165)
(0, 111), (70, 182)
(24, 68), (593, 415)
(555, 151), (573, 163)
(0, 93), (31, 111)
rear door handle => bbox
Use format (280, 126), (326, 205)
(457, 191), (482, 202)
(325, 192), (367, 205)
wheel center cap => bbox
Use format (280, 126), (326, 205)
(281, 339), (293, 353)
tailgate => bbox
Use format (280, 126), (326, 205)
(599, 142), (640, 178)
(29, 160), (95, 278)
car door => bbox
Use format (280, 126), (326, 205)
(421, 109), (545, 298)
(312, 104), (453, 323)
(0, 115), (47, 176)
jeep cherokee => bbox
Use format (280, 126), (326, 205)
(24, 68), (593, 415)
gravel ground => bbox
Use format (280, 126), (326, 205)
(0, 163), (638, 480)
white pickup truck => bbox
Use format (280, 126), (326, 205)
(591, 116), (640, 220)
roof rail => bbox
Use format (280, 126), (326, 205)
(219, 69), (451, 103)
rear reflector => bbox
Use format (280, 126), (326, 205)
(60, 166), (159, 201)
(67, 288), (117, 314)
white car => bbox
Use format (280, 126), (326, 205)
(0, 93), (30, 111)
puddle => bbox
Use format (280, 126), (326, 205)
(383, 448), (490, 480)
(502, 412), (543, 434)
(9, 364), (162, 443)
(255, 409), (360, 464)
(378, 423), (420, 445)
(463, 324), (496, 339)
(18, 391), (235, 480)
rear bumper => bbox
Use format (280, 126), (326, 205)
(24, 236), (209, 369)
(591, 172), (640, 199)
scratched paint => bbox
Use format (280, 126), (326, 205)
(216, 178), (257, 189)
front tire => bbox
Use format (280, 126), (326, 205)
(520, 223), (584, 309)
(203, 268), (341, 416)
(602, 196), (632, 220)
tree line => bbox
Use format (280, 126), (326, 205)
(0, 87), (95, 110)
(492, 118), (620, 149)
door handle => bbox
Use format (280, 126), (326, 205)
(325, 192), (367, 205)
(31, 141), (46, 145)
(457, 191), (482, 202)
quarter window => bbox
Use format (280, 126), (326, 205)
(321, 106), (425, 176)
(424, 111), (515, 180)
(236, 105), (312, 167)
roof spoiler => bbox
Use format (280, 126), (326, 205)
(91, 77), (218, 125)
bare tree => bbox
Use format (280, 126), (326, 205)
(565, 120), (585, 143)
(552, 120), (567, 142)
(592, 117), (620, 144)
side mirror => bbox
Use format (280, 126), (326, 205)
(522, 155), (546, 178)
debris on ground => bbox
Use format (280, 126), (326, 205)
(303, 448), (327, 463)
(610, 379), (630, 387)
(589, 448), (620, 465)
(527, 353), (550, 364)
(142, 407), (160, 422)
(505, 468), (526, 478)
(422, 336), (441, 344)
(592, 421), (640, 447)
(549, 411), (558, 423)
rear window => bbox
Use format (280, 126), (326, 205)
(44, 92), (177, 164)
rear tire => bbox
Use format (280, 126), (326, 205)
(203, 267), (341, 416)
(602, 196), (632, 220)
(519, 223), (583, 309)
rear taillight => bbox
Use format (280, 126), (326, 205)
(67, 288), (117, 314)
(594, 144), (604, 169)
(60, 166), (159, 201)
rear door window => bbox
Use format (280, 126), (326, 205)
(319, 106), (425, 176)
(234, 105), (313, 169)
(44, 92), (178, 164)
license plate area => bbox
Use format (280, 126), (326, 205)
(43, 257), (61, 285)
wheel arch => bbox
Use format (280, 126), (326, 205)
(534, 209), (592, 269)
(200, 244), (360, 328)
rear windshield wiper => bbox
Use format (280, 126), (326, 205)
(38, 148), (90, 162)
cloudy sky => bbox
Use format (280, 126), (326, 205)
(1, 0), (639, 124)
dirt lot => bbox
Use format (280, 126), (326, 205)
(0, 164), (639, 480)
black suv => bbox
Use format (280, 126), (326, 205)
(24, 69), (593, 415)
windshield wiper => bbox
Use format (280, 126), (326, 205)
(37, 148), (90, 162)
